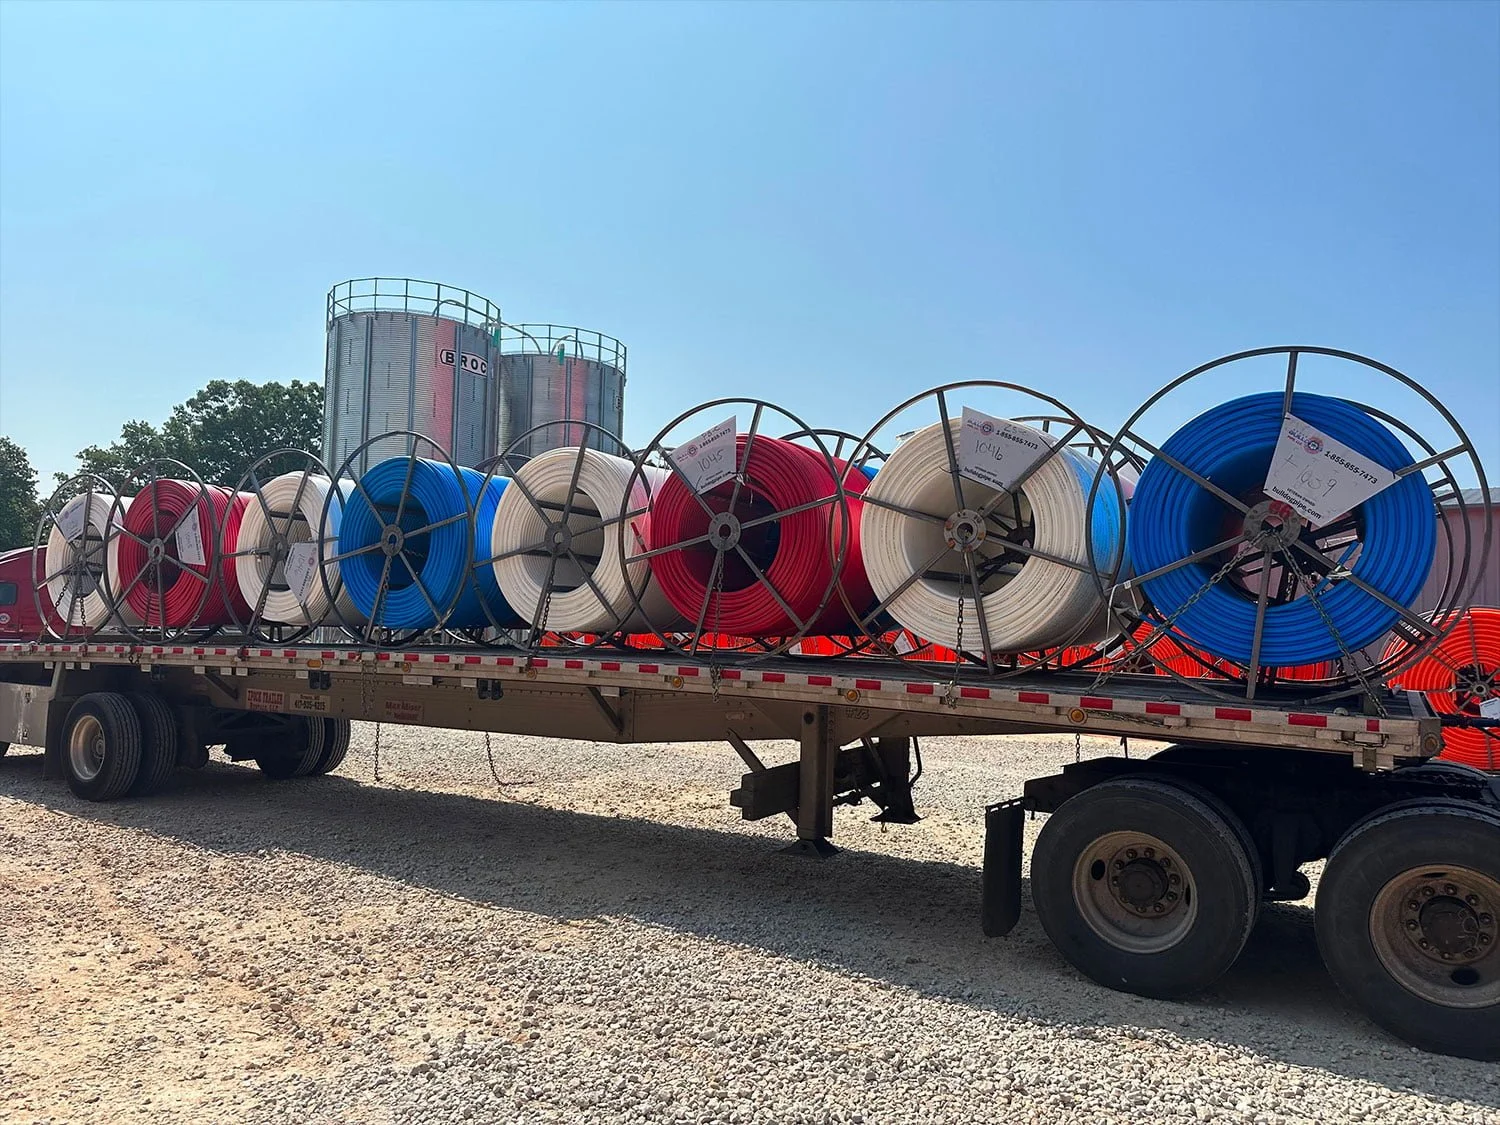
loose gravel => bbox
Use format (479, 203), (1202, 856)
(2, 727), (1497, 1124)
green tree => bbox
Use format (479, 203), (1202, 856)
(66, 379), (324, 486)
(0, 436), (41, 550)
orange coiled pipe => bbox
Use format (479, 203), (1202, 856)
(109, 481), (253, 628)
(1388, 607), (1500, 770)
(648, 437), (873, 637)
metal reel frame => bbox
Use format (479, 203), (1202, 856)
(223, 449), (338, 645)
(317, 430), (474, 647)
(31, 473), (122, 641)
(1085, 346), (1491, 705)
(616, 398), (854, 663)
(468, 419), (643, 654)
(841, 382), (1134, 677)
(101, 459), (223, 644)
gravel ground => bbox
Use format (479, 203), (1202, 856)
(2, 726), (1497, 1125)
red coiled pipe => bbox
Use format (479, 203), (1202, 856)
(648, 437), (874, 637)
(1388, 607), (1500, 770)
(111, 481), (253, 628)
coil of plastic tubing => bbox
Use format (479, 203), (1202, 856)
(338, 458), (520, 631)
(107, 481), (253, 628)
(490, 448), (685, 633)
(1387, 607), (1499, 770)
(647, 436), (874, 637)
(232, 472), (365, 627)
(859, 418), (1126, 653)
(45, 492), (143, 631)
(1127, 391), (1436, 667)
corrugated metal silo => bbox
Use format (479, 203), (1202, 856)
(494, 324), (627, 460)
(324, 279), (503, 475)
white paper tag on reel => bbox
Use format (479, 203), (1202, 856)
(668, 415), (737, 493)
(55, 500), (88, 541)
(1264, 414), (1398, 527)
(175, 514), (207, 566)
(284, 542), (320, 601)
(1481, 697), (1500, 720)
(957, 408), (1056, 493)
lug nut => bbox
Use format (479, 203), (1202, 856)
(1405, 919), (1419, 931)
(1481, 914), (1494, 925)
(1126, 849), (1138, 860)
(1152, 904), (1164, 913)
(1166, 892), (1178, 902)
(1143, 847), (1155, 859)
(1441, 952), (1454, 961)
(1423, 887), (1435, 898)
(1419, 939), (1431, 950)
(1114, 860), (1125, 870)
(1444, 884), (1459, 896)
(1467, 894), (1480, 906)
(1480, 934), (1492, 945)
(1408, 900), (1420, 911)
(1110, 876), (1120, 886)
(1160, 857), (1172, 868)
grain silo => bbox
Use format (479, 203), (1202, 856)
(494, 324), (627, 460)
(323, 278), (503, 475)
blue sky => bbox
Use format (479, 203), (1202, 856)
(1, 1), (1496, 487)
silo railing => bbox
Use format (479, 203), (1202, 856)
(326, 278), (502, 331)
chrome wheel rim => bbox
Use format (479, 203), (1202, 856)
(1073, 829), (1199, 954)
(68, 714), (107, 782)
(1370, 865), (1500, 1009)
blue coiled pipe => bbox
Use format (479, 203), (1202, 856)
(338, 458), (523, 630)
(1127, 391), (1434, 666)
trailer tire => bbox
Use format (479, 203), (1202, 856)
(127, 694), (179, 797)
(310, 718), (351, 776)
(1032, 776), (1258, 998)
(1315, 804), (1500, 1061)
(0, 741), (8, 758)
(251, 717), (325, 780)
(63, 693), (143, 802)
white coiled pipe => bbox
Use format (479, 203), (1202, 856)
(859, 418), (1125, 654)
(45, 492), (142, 630)
(490, 448), (684, 633)
(232, 471), (364, 626)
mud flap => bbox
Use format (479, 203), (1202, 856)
(981, 799), (1025, 937)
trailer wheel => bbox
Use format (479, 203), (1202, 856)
(63, 693), (143, 802)
(1315, 804), (1500, 1061)
(310, 718), (351, 776)
(1032, 776), (1258, 998)
(251, 717), (325, 780)
(0, 741), (8, 758)
(126, 694), (180, 797)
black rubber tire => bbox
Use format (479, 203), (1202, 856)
(127, 694), (180, 797)
(253, 717), (325, 780)
(0, 741), (9, 758)
(1315, 803), (1500, 1061)
(62, 693), (143, 802)
(1032, 776), (1259, 998)
(310, 718), (351, 776)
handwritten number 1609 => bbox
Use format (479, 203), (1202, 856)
(1285, 454), (1339, 497)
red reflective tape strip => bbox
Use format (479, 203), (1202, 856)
(496, 656), (515, 666)
(761, 672), (785, 683)
(808, 675), (833, 686)
(1018, 691), (1050, 704)
(1366, 718), (1381, 732)
(321, 651), (336, 661)
(532, 658), (550, 668)
(637, 663), (659, 673)
(1145, 702), (1182, 716)
(855, 679), (882, 690)
(565, 659), (585, 670)
(1080, 696), (1113, 710)
(463, 655), (481, 665)
(282, 649), (296, 659)
(677, 666), (700, 677)
(960, 686), (990, 699)
(1288, 713), (1328, 728)
(432, 654), (451, 663)
(600, 661), (621, 671)
(193, 648), (205, 656)
(906, 683), (935, 695)
(375, 652), (392, 661)
(404, 653), (422, 662)
(719, 668), (742, 680)
(1215, 707), (1252, 721)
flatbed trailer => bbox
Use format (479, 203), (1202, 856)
(2, 639), (1497, 1061)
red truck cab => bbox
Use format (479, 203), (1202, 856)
(0, 547), (52, 639)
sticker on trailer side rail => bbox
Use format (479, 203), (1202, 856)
(290, 692), (328, 714)
(383, 699), (424, 723)
(246, 688), (286, 712)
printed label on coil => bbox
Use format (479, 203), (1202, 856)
(1264, 414), (1398, 527)
(668, 415), (738, 493)
(175, 514), (207, 567)
(957, 408), (1056, 493)
(284, 542), (320, 602)
(55, 501), (88, 541)
(1480, 697), (1500, 720)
